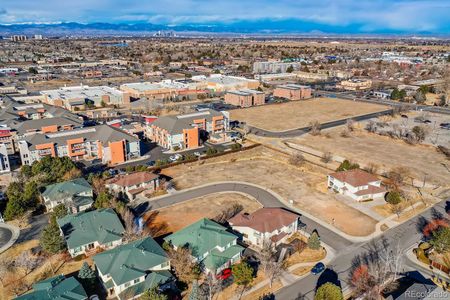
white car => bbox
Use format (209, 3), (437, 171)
(169, 154), (183, 162)
(193, 151), (202, 157)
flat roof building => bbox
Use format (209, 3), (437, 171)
(273, 84), (312, 101)
(224, 89), (265, 107)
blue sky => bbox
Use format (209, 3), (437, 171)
(1, 0), (449, 33)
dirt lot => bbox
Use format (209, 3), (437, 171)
(161, 146), (378, 236)
(291, 127), (450, 187)
(147, 193), (262, 236)
(229, 97), (386, 131)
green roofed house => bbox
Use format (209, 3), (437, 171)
(93, 237), (172, 300)
(41, 177), (93, 213)
(164, 218), (244, 274)
(15, 274), (87, 300)
(57, 208), (125, 257)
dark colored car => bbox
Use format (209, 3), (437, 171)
(217, 268), (232, 280)
(401, 114), (408, 118)
(146, 160), (156, 166)
(311, 262), (325, 275)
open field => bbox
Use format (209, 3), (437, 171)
(161, 146), (378, 236)
(291, 127), (450, 187)
(229, 97), (387, 131)
(147, 193), (262, 236)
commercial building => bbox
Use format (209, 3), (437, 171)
(273, 84), (312, 100)
(191, 74), (260, 92)
(42, 178), (94, 213)
(11, 35), (27, 42)
(147, 109), (229, 150)
(337, 79), (372, 91)
(294, 71), (329, 82)
(57, 208), (125, 257)
(253, 61), (302, 74)
(164, 218), (244, 274)
(93, 237), (172, 299)
(120, 79), (204, 100)
(41, 85), (131, 111)
(18, 124), (141, 166)
(229, 208), (300, 247)
(224, 89), (265, 107)
(327, 169), (387, 201)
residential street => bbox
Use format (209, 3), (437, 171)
(275, 198), (450, 300)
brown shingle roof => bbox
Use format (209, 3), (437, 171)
(329, 169), (380, 187)
(107, 171), (158, 187)
(354, 185), (386, 196)
(229, 208), (299, 233)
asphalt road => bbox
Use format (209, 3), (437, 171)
(132, 182), (353, 251)
(275, 198), (450, 300)
(0, 226), (13, 249)
(247, 109), (393, 138)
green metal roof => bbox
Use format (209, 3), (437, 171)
(118, 270), (172, 300)
(93, 237), (169, 286)
(203, 245), (244, 270)
(56, 208), (125, 250)
(164, 218), (238, 258)
(15, 275), (87, 300)
(42, 178), (92, 201)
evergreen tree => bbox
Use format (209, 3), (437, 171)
(40, 222), (66, 254)
(315, 282), (343, 300)
(308, 231), (321, 250)
(140, 286), (167, 300)
(78, 262), (96, 290)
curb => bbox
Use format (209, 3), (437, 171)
(0, 222), (20, 254)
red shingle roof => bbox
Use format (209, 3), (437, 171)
(229, 208), (299, 233)
(329, 169), (380, 187)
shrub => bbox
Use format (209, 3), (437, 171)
(289, 153), (305, 166)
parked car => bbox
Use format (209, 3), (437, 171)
(169, 154), (183, 162)
(401, 114), (408, 119)
(311, 262), (325, 275)
(145, 160), (155, 166)
(216, 268), (232, 280)
(193, 152), (201, 157)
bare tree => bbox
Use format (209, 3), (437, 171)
(15, 250), (41, 275)
(166, 246), (200, 284)
(266, 259), (285, 289)
(365, 121), (377, 133)
(201, 273), (223, 300)
(289, 153), (305, 167)
(346, 119), (355, 132)
(0, 259), (14, 287)
(309, 121), (321, 136)
(212, 202), (244, 224)
(321, 152), (333, 163)
(257, 239), (276, 276)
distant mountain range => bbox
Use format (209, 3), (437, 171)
(0, 21), (447, 37)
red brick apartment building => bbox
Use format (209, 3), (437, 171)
(224, 89), (265, 107)
(273, 84), (312, 100)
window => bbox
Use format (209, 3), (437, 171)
(134, 278), (140, 284)
(124, 282), (131, 288)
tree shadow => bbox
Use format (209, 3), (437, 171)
(316, 268), (341, 291)
(445, 201), (450, 215)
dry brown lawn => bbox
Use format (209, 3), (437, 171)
(161, 146), (378, 236)
(292, 129), (450, 186)
(230, 97), (386, 131)
(292, 265), (314, 276)
(147, 193), (262, 236)
(285, 247), (327, 267)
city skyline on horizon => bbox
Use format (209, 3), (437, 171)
(1, 0), (450, 34)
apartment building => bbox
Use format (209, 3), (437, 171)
(147, 109), (229, 150)
(337, 79), (372, 91)
(294, 71), (329, 82)
(41, 85), (131, 111)
(224, 89), (265, 107)
(253, 61), (302, 74)
(18, 125), (141, 166)
(0, 96), (83, 155)
(0, 144), (11, 173)
(273, 84), (312, 100)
